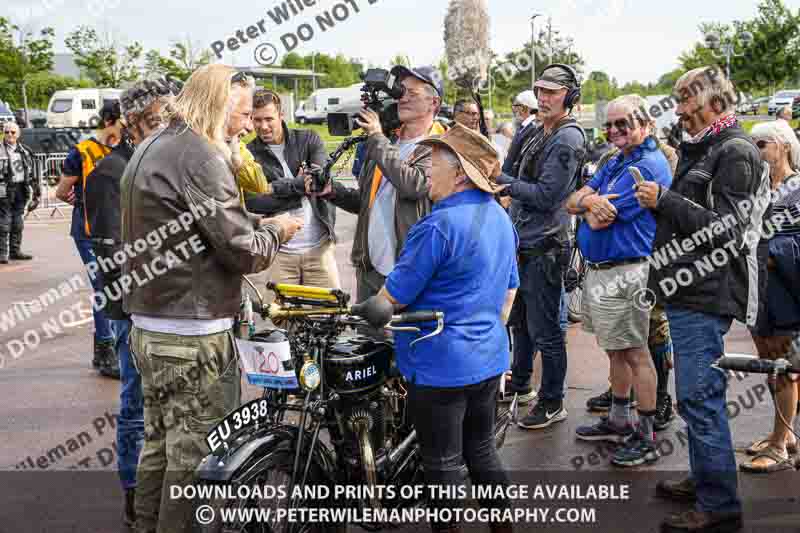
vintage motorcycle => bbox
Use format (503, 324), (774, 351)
(195, 281), (513, 532)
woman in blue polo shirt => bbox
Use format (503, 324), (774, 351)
(366, 124), (518, 533)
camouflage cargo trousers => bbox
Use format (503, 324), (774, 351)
(129, 326), (241, 533)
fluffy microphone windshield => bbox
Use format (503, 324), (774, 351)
(443, 0), (490, 91)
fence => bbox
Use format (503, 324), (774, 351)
(26, 152), (71, 220)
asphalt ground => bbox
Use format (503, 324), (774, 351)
(0, 209), (798, 533)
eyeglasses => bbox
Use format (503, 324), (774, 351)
(603, 119), (631, 132)
(3, 130), (18, 135)
(756, 140), (775, 149)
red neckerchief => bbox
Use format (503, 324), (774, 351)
(707, 114), (737, 138)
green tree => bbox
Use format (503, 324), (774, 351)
(21, 72), (92, 109)
(143, 40), (211, 81)
(65, 26), (143, 87)
(679, 0), (800, 92)
(0, 17), (55, 110)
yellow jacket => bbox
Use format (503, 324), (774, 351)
(236, 140), (270, 202)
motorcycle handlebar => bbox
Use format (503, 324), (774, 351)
(391, 311), (444, 324)
(713, 356), (798, 375)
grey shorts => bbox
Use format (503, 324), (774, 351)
(582, 261), (651, 351)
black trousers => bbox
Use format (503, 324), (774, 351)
(408, 374), (511, 529)
(0, 181), (29, 256)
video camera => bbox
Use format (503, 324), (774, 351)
(327, 68), (405, 137)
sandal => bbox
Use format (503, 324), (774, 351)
(740, 444), (793, 473)
(746, 438), (798, 456)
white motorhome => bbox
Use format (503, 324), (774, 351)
(295, 85), (363, 124)
(46, 88), (122, 129)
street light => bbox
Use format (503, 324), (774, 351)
(531, 14), (542, 89)
(703, 30), (753, 80)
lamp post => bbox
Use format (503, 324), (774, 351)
(703, 30), (754, 80)
(531, 13), (542, 89)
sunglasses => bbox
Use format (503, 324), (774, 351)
(603, 119), (631, 132)
(3, 130), (18, 135)
(756, 140), (775, 149)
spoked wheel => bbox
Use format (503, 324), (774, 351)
(564, 243), (585, 324)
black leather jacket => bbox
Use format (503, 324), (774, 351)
(649, 126), (766, 325)
(245, 123), (337, 242)
(121, 119), (284, 320)
(0, 141), (36, 186)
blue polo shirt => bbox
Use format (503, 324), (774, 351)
(385, 189), (519, 387)
(577, 137), (673, 263)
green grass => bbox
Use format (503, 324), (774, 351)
(739, 118), (799, 133)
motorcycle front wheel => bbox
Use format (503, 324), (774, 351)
(200, 448), (345, 533)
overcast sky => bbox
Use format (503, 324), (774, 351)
(6, 0), (799, 85)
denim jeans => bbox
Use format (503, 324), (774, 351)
(111, 317), (144, 490)
(408, 375), (510, 530)
(72, 237), (113, 341)
(666, 306), (741, 515)
(510, 253), (568, 401)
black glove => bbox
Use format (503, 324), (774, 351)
(351, 295), (394, 329)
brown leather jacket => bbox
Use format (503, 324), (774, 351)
(121, 119), (284, 319)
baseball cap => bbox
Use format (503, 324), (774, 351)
(390, 65), (443, 98)
(534, 65), (578, 91)
(513, 90), (538, 110)
(418, 123), (501, 194)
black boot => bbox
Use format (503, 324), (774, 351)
(0, 231), (8, 264)
(93, 338), (114, 370)
(9, 230), (32, 260)
(123, 488), (136, 528)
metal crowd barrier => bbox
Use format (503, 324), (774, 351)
(26, 152), (71, 220)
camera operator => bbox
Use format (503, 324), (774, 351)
(0, 122), (38, 263)
(245, 89), (340, 288)
(317, 65), (446, 301)
(496, 65), (587, 430)
(122, 65), (302, 532)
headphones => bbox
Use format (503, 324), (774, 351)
(539, 63), (582, 110)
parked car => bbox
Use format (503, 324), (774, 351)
(736, 93), (758, 115)
(295, 85), (363, 124)
(0, 102), (15, 127)
(768, 90), (800, 115)
(46, 88), (122, 128)
(13, 108), (47, 128)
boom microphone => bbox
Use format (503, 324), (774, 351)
(444, 0), (491, 136)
